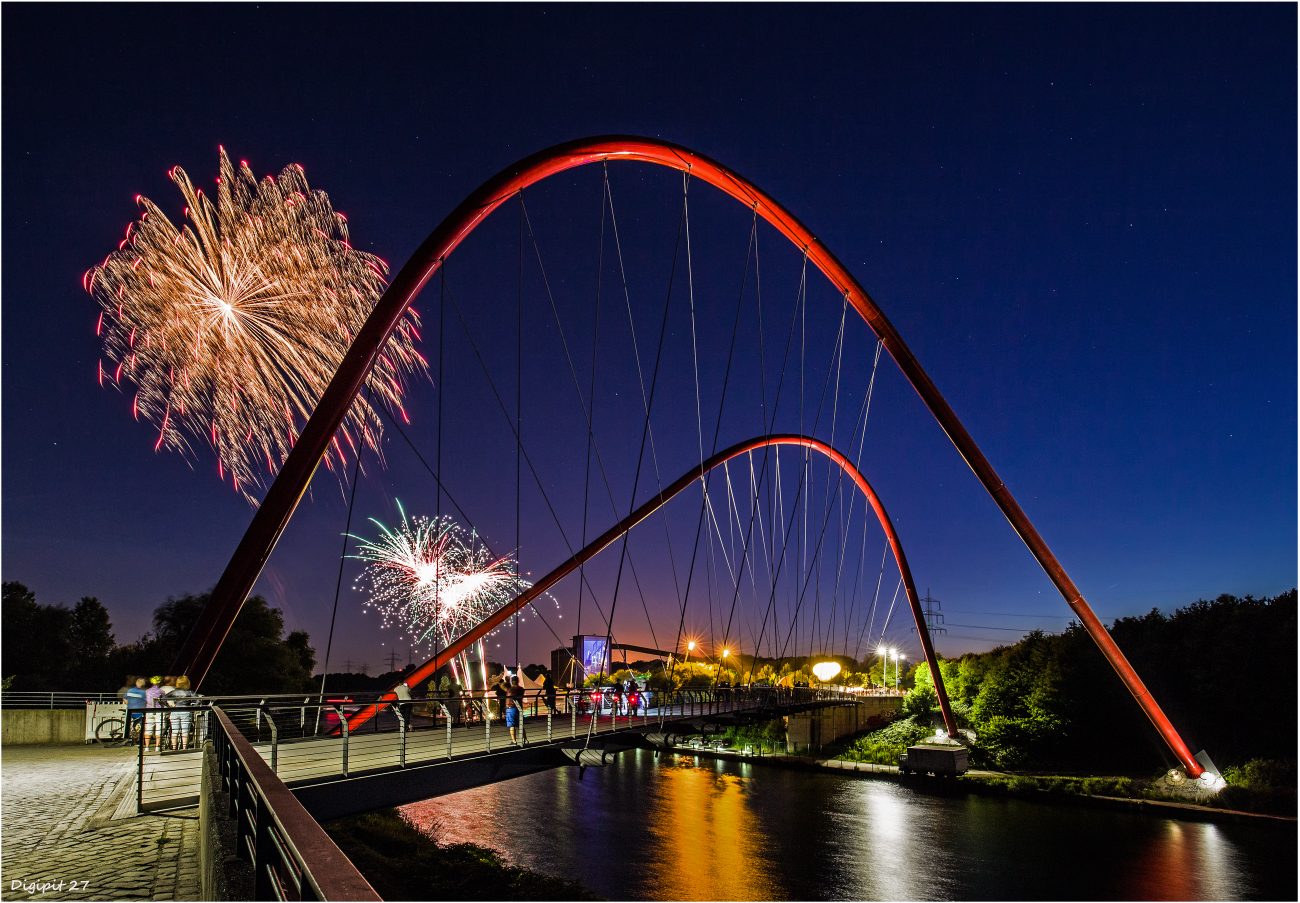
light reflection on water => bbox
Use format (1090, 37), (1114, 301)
(400, 750), (1295, 901)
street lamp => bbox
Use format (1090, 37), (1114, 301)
(877, 646), (887, 690)
(895, 652), (906, 692)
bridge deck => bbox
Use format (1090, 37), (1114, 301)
(139, 696), (844, 814)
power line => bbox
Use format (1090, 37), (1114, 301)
(943, 609), (1122, 620)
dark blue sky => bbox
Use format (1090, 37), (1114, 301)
(3, 4), (1295, 675)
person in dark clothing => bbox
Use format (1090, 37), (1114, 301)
(506, 676), (525, 744)
(492, 679), (508, 725)
(541, 670), (557, 714)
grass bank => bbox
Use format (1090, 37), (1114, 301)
(796, 715), (1296, 818)
(325, 808), (598, 901)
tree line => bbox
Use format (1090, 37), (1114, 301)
(2, 582), (315, 696)
(901, 590), (1297, 771)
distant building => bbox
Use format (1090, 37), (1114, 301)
(551, 647), (578, 687)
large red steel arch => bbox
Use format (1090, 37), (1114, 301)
(172, 136), (1203, 776)
(347, 433), (960, 735)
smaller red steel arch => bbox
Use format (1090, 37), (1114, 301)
(345, 433), (960, 737)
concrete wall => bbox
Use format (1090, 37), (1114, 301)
(786, 698), (901, 753)
(199, 742), (253, 901)
(1, 709), (86, 745)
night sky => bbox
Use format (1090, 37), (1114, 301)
(3, 5), (1295, 677)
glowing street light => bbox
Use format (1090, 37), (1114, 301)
(895, 652), (906, 691)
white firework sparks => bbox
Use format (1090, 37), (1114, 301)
(353, 504), (530, 651)
(86, 147), (427, 502)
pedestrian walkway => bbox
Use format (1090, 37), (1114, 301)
(0, 746), (200, 901)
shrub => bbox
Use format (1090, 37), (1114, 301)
(325, 809), (595, 900)
(901, 687), (939, 719)
(837, 714), (932, 765)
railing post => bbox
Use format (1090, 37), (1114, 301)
(391, 704), (407, 768)
(229, 758), (242, 824)
(440, 704), (452, 759)
(136, 712), (145, 814)
(330, 706), (349, 777)
(253, 794), (274, 900)
(263, 709), (279, 775)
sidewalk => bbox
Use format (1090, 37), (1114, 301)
(0, 746), (201, 901)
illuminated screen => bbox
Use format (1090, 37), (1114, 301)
(581, 637), (609, 678)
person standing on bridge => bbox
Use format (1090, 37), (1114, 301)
(143, 676), (165, 752)
(168, 676), (195, 749)
(492, 678), (508, 723)
(447, 676), (465, 725)
(124, 677), (148, 738)
(506, 676), (525, 745)
(541, 669), (557, 715)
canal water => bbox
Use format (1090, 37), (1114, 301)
(401, 750), (1295, 901)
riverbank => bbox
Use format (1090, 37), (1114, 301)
(324, 808), (597, 901)
(671, 746), (1297, 828)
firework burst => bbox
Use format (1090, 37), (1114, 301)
(354, 505), (531, 651)
(86, 148), (427, 502)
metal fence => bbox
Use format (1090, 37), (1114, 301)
(211, 707), (381, 901)
(1, 691), (123, 709)
(124, 686), (841, 812)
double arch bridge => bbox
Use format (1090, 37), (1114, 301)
(170, 136), (1204, 782)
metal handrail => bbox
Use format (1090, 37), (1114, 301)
(1, 691), (123, 708)
(211, 706), (380, 901)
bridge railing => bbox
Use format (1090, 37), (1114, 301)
(198, 685), (850, 785)
(0, 691), (123, 708)
(127, 686), (855, 816)
(210, 706), (381, 901)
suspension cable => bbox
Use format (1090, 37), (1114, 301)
(518, 187), (663, 653)
(319, 383), (372, 700)
(516, 191), (523, 672)
(602, 171), (691, 681)
(440, 275), (618, 641)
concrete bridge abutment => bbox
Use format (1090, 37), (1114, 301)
(785, 698), (902, 754)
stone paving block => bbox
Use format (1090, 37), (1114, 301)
(1, 747), (202, 902)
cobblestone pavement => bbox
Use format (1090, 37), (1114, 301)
(1, 746), (200, 901)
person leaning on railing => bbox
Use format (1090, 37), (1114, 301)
(168, 676), (196, 749)
(143, 677), (166, 752)
(124, 678), (148, 736)
(394, 681), (414, 726)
